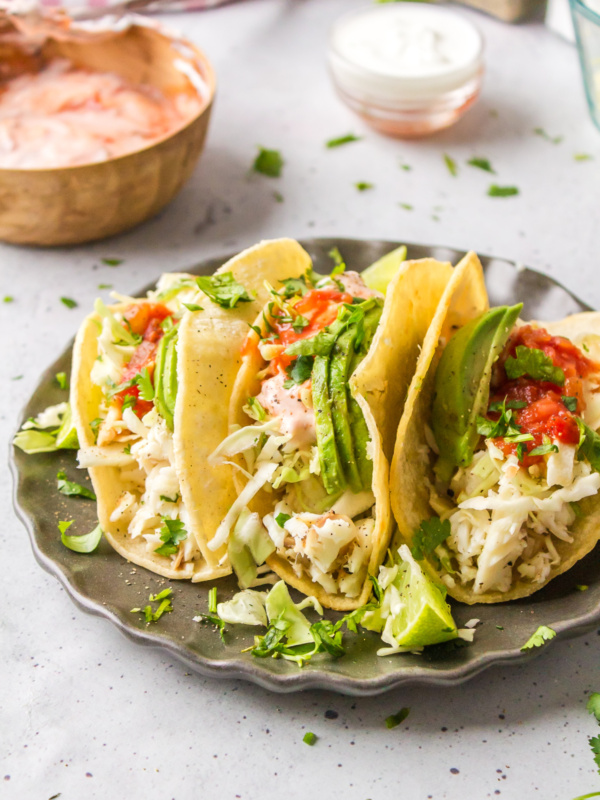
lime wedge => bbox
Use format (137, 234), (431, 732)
(361, 245), (407, 295)
(363, 545), (457, 649)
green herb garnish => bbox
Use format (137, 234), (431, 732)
(275, 512), (291, 528)
(55, 372), (68, 390)
(132, 588), (173, 624)
(520, 625), (556, 650)
(467, 157), (495, 173)
(326, 133), (361, 148)
(101, 258), (123, 266)
(505, 346), (565, 384)
(57, 470), (96, 500)
(443, 154), (458, 176)
(385, 708), (410, 729)
(154, 518), (187, 557)
(355, 181), (373, 192)
(488, 185), (519, 197)
(253, 147), (284, 177)
(411, 518), (451, 562)
(534, 127), (563, 144)
(284, 355), (314, 388)
(562, 395), (578, 412)
(60, 297), (78, 309)
(303, 732), (317, 745)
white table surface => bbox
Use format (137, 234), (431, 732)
(2, 1), (600, 798)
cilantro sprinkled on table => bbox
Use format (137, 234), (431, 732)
(273, 191), (284, 203)
(55, 372), (68, 390)
(467, 156), (495, 173)
(443, 153), (458, 176)
(302, 732), (318, 746)
(326, 133), (361, 148)
(488, 185), (519, 197)
(575, 584), (589, 592)
(520, 625), (556, 650)
(534, 127), (563, 144)
(355, 181), (373, 191)
(385, 708), (410, 729)
(3, 295), (14, 303)
(399, 161), (412, 171)
(101, 258), (123, 267)
(60, 297), (78, 309)
(252, 147), (284, 177)
(398, 202), (413, 211)
(97, 283), (112, 289)
(574, 153), (593, 162)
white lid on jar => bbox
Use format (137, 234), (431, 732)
(329, 3), (484, 107)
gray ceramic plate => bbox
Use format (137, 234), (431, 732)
(10, 238), (600, 696)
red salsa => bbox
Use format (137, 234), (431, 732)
(489, 325), (599, 465)
(115, 302), (173, 417)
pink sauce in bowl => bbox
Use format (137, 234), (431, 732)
(0, 58), (204, 169)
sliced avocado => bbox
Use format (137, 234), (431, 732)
(346, 306), (383, 490)
(431, 303), (523, 480)
(154, 326), (179, 431)
(312, 354), (347, 495)
(330, 326), (362, 493)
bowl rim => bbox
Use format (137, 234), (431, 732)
(0, 24), (216, 176)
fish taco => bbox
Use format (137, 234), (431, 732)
(208, 248), (458, 610)
(71, 238), (313, 580)
(391, 252), (600, 603)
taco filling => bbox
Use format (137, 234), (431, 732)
(79, 274), (205, 572)
(429, 309), (600, 596)
(209, 267), (384, 598)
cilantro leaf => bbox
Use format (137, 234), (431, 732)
(328, 246), (346, 276)
(587, 693), (600, 723)
(159, 493), (180, 503)
(60, 297), (77, 309)
(101, 257), (123, 266)
(488, 185), (519, 197)
(135, 367), (154, 402)
(385, 708), (410, 729)
(326, 133), (361, 148)
(196, 273), (252, 309)
(505, 346), (565, 384)
(309, 620), (345, 658)
(3, 295), (14, 303)
(562, 395), (578, 412)
(467, 156), (495, 173)
(576, 419), (600, 473)
(279, 274), (313, 298)
(398, 202), (413, 211)
(590, 735), (600, 775)
(154, 518), (187, 556)
(55, 372), (68, 390)
(534, 127), (563, 144)
(60, 521), (102, 553)
(443, 153), (458, 176)
(275, 512), (291, 528)
(57, 470), (96, 500)
(121, 394), (137, 412)
(520, 625), (556, 650)
(355, 181), (373, 191)
(477, 397), (523, 439)
(303, 732), (317, 746)
(253, 147), (283, 177)
(411, 517), (451, 562)
(284, 355), (314, 387)
(528, 441), (558, 457)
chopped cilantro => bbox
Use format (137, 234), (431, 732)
(505, 346), (565, 384)
(60, 520), (102, 553)
(576, 584), (589, 592)
(208, 586), (218, 615)
(292, 314), (309, 333)
(574, 153), (593, 162)
(534, 127), (563, 144)
(496, 625), (504, 630)
(355, 181), (373, 191)
(279, 273), (314, 298)
(488, 185), (519, 197)
(273, 191), (284, 203)
(520, 625), (556, 650)
(252, 147), (283, 177)
(196, 273), (252, 309)
(284, 355), (314, 387)
(132, 588), (173, 623)
(385, 708), (410, 729)
(528, 441), (559, 457)
(275, 512), (291, 528)
(326, 133), (361, 148)
(590, 737), (600, 775)
(55, 372), (68, 390)
(576, 419), (600, 473)
(3, 295), (14, 303)
(159, 494), (180, 503)
(443, 153), (458, 176)
(57, 470), (96, 500)
(97, 283), (112, 289)
(516, 441), (527, 462)
(477, 397), (523, 439)
(562, 395), (578, 412)
(183, 303), (204, 312)
(101, 258), (123, 266)
(488, 399), (527, 412)
(328, 246), (346, 276)
(123, 444), (131, 455)
(399, 162), (412, 171)
(154, 518), (187, 556)
(411, 517), (451, 562)
(135, 367), (154, 402)
(303, 732), (317, 745)
(12, 375), (23, 381)
(60, 297), (78, 309)
(121, 394), (137, 412)
(467, 156), (495, 173)
(398, 202), (413, 211)
(587, 694), (600, 723)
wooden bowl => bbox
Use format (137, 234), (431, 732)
(0, 23), (215, 246)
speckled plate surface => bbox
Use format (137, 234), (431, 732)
(10, 238), (600, 696)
